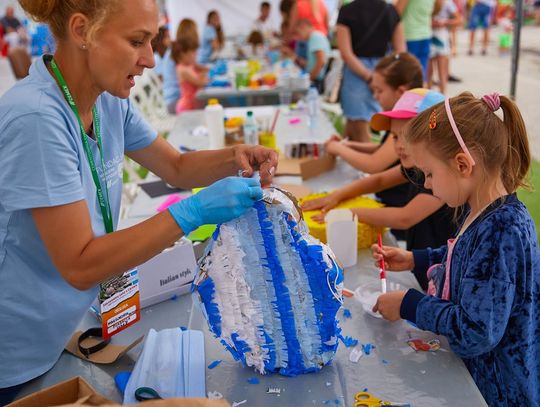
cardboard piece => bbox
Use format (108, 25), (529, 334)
(275, 183), (312, 199)
(276, 155), (335, 180)
(63, 400), (231, 407)
(8, 376), (231, 407)
(65, 331), (144, 364)
(7, 376), (114, 407)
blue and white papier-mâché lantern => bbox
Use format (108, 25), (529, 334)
(193, 187), (344, 376)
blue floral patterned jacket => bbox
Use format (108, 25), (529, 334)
(401, 194), (540, 406)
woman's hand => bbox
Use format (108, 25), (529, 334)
(301, 192), (341, 213)
(232, 145), (278, 187)
(371, 244), (414, 271)
(325, 140), (344, 156)
(168, 177), (263, 235)
(372, 291), (406, 321)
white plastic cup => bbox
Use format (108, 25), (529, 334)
(204, 98), (225, 149)
(325, 209), (358, 268)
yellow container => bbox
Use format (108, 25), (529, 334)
(299, 193), (385, 249)
(259, 131), (277, 149)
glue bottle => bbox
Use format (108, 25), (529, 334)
(205, 98), (225, 149)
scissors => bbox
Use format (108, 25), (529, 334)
(354, 392), (410, 407)
(134, 387), (163, 402)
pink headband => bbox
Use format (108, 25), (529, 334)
(481, 93), (501, 112)
(444, 98), (476, 166)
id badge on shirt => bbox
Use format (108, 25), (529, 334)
(99, 268), (140, 340)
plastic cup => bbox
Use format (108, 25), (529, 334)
(354, 281), (405, 318)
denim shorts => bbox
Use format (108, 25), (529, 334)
(340, 57), (381, 121)
(468, 3), (493, 30)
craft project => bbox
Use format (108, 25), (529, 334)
(299, 193), (385, 249)
(193, 187), (343, 376)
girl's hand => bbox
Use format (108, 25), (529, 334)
(371, 244), (414, 271)
(325, 140), (343, 156)
(372, 291), (407, 321)
(310, 212), (326, 224)
(301, 193), (341, 213)
(324, 134), (342, 146)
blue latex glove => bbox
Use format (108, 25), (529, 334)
(168, 177), (263, 235)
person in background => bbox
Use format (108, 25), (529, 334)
(302, 89), (456, 289)
(428, 0), (461, 94)
(296, 0), (329, 36)
(336, 0), (405, 142)
(467, 0), (495, 55)
(283, 18), (330, 89)
(373, 92), (539, 406)
(173, 34), (209, 113)
(395, 0), (437, 81)
(253, 1), (276, 41)
(497, 7), (512, 56)
(0, 0), (278, 404)
(324, 52), (423, 237)
(0, 5), (28, 48)
(151, 25), (170, 80)
(536, 0), (540, 25)
(198, 10), (224, 64)
(243, 30), (265, 60)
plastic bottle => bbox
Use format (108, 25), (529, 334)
(243, 111), (259, 145)
(205, 98), (225, 149)
(306, 86), (319, 129)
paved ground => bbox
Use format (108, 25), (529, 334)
(1, 24), (539, 158)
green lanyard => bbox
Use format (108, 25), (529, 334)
(49, 57), (114, 233)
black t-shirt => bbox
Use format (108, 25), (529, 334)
(0, 16), (21, 31)
(401, 166), (457, 290)
(375, 132), (410, 240)
(337, 0), (400, 58)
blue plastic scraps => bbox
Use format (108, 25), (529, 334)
(362, 343), (375, 355)
(339, 335), (359, 348)
(247, 377), (260, 385)
(342, 308), (352, 319)
(207, 360), (222, 369)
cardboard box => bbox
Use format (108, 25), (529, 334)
(138, 239), (198, 308)
(7, 376), (114, 407)
(8, 376), (232, 407)
(276, 155), (335, 180)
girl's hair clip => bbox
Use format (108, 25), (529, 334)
(429, 110), (437, 129)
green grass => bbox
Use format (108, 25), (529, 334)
(518, 159), (540, 240)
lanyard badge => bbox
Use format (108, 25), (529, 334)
(50, 57), (140, 339)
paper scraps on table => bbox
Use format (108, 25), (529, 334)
(349, 347), (363, 363)
(339, 335), (359, 348)
(407, 338), (441, 352)
(342, 308), (352, 319)
(208, 391), (224, 399)
(362, 343), (375, 355)
(207, 360), (222, 369)
(247, 377), (260, 385)
(232, 400), (247, 407)
(267, 387), (281, 394)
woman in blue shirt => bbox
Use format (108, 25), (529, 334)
(0, 0), (277, 403)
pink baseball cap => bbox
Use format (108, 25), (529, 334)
(371, 88), (445, 131)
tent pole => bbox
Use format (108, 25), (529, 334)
(510, 0), (524, 100)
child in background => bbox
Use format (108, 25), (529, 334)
(429, 0), (461, 94)
(151, 25), (170, 81)
(324, 52), (424, 237)
(325, 52), (423, 175)
(467, 0), (495, 56)
(372, 92), (539, 405)
(497, 7), (513, 56)
(302, 89), (457, 290)
(173, 36), (209, 113)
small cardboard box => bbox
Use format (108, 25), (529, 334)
(7, 376), (114, 407)
(137, 239), (198, 308)
(276, 155), (335, 180)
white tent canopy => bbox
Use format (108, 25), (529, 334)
(165, 0), (283, 38)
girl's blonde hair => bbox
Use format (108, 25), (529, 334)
(407, 92), (531, 193)
(374, 52), (423, 90)
(171, 18), (199, 64)
(19, 0), (124, 40)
